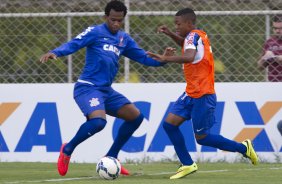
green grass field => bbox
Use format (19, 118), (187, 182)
(0, 162), (281, 184)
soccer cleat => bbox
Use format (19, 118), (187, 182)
(242, 139), (259, 165)
(57, 143), (71, 176)
(120, 165), (130, 175)
(116, 159), (130, 175)
(120, 165), (129, 175)
(170, 162), (198, 179)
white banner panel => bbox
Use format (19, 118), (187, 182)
(0, 83), (281, 163)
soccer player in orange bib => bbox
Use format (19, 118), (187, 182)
(147, 8), (258, 179)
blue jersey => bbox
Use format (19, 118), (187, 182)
(51, 23), (162, 86)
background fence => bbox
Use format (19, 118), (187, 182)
(1, 0), (282, 83)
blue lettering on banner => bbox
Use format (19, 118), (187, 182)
(252, 130), (274, 152)
(236, 102), (264, 125)
(236, 102), (274, 152)
(0, 132), (9, 152)
(15, 103), (62, 152)
(0, 100), (280, 154)
(148, 102), (196, 152)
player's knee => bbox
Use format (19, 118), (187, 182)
(163, 122), (169, 132)
(131, 113), (144, 128)
(195, 133), (208, 145)
(163, 121), (178, 133)
(120, 113), (144, 134)
(88, 117), (107, 133)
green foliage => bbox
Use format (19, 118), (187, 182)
(0, 13), (269, 83)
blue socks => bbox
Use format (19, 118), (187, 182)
(106, 114), (144, 158)
(196, 134), (247, 154)
(63, 117), (106, 156)
(163, 122), (194, 166)
(163, 122), (247, 165)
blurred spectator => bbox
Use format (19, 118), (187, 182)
(257, 15), (282, 82)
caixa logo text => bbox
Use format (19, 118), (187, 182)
(0, 101), (281, 153)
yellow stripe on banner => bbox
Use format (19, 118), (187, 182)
(0, 103), (21, 125)
(260, 102), (282, 125)
(234, 128), (262, 142)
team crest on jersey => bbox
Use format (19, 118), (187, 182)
(119, 36), (124, 46)
(89, 98), (100, 107)
(186, 32), (195, 45)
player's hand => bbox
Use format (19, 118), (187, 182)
(163, 47), (176, 56)
(157, 25), (172, 36)
(40, 52), (57, 63)
(274, 55), (282, 64)
(147, 51), (166, 63)
(262, 50), (275, 61)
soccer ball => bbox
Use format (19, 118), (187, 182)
(96, 156), (121, 180)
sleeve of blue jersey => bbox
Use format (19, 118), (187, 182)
(123, 35), (164, 67)
(51, 26), (97, 57)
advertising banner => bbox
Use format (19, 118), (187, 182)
(0, 83), (281, 163)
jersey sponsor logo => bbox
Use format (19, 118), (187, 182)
(89, 98), (100, 107)
(103, 44), (121, 56)
(76, 26), (95, 39)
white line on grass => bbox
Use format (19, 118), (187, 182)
(146, 167), (282, 176)
(4, 176), (98, 184)
(4, 167), (282, 183)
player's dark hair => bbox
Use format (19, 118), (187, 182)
(273, 15), (282, 22)
(175, 8), (196, 25)
(105, 0), (127, 17)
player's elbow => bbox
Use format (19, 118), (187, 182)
(183, 56), (194, 63)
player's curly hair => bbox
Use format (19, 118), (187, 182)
(105, 0), (127, 17)
(175, 8), (196, 25)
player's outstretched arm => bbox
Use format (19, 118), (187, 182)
(147, 48), (195, 64)
(158, 25), (184, 46)
(163, 47), (176, 56)
(40, 52), (57, 63)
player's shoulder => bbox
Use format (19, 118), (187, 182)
(118, 29), (130, 38)
(75, 25), (97, 39)
(117, 30), (133, 44)
(266, 36), (278, 44)
(185, 30), (200, 40)
(83, 23), (109, 34)
(89, 23), (104, 33)
(191, 29), (207, 36)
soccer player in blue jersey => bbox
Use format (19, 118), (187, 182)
(40, 0), (165, 177)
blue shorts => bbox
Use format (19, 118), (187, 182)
(73, 83), (131, 117)
(170, 93), (217, 135)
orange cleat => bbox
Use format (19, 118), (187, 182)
(57, 143), (71, 176)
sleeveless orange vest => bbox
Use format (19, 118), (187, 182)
(182, 29), (215, 98)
